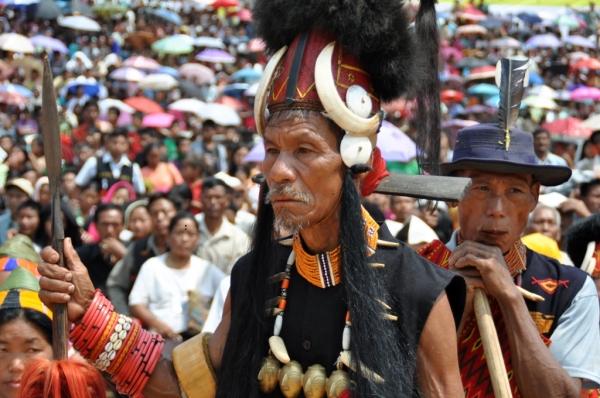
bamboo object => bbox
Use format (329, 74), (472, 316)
(473, 289), (512, 398)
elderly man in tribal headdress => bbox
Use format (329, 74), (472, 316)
(35, 1), (468, 397)
(419, 58), (600, 398)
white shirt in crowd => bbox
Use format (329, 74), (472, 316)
(128, 253), (224, 333)
(75, 152), (146, 194)
(195, 214), (250, 274)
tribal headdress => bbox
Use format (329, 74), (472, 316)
(0, 267), (52, 320)
(565, 214), (600, 278)
(252, 0), (441, 173)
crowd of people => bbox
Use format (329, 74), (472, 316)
(0, 0), (598, 397)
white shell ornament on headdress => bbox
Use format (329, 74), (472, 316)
(340, 135), (373, 167)
(346, 85), (373, 118)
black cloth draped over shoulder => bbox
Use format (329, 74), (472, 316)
(225, 224), (465, 397)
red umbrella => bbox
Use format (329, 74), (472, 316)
(571, 57), (600, 71)
(542, 117), (592, 139)
(441, 89), (464, 104)
(238, 8), (252, 22)
(212, 0), (239, 8)
(124, 96), (163, 114)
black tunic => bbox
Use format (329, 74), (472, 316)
(227, 224), (465, 396)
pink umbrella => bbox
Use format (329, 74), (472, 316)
(109, 67), (146, 82)
(0, 91), (27, 106)
(179, 63), (215, 84)
(123, 56), (161, 71)
(441, 46), (463, 61)
(196, 49), (236, 64)
(570, 87), (600, 101)
(248, 38), (265, 52)
(542, 117), (592, 139)
(142, 112), (175, 128)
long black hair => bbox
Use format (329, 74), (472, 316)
(217, 172), (414, 397)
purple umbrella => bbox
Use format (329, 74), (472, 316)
(570, 87), (600, 101)
(196, 49), (235, 64)
(244, 139), (265, 163)
(525, 34), (561, 49)
(377, 121), (417, 162)
(31, 35), (68, 54)
(563, 35), (595, 49)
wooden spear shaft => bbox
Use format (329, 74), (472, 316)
(41, 55), (69, 360)
(473, 289), (512, 398)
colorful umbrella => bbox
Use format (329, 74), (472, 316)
(193, 36), (225, 49)
(179, 63), (215, 84)
(230, 67), (262, 83)
(147, 8), (182, 25)
(123, 55), (161, 71)
(152, 35), (194, 55)
(527, 85), (558, 99)
(142, 112), (175, 128)
(139, 74), (178, 91)
(211, 0), (239, 8)
(489, 37), (521, 49)
(98, 98), (135, 115)
(442, 119), (479, 129)
(572, 58), (600, 71)
(523, 95), (558, 110)
(440, 89), (464, 104)
(31, 35), (68, 53)
(525, 34), (560, 49)
(196, 48), (235, 64)
(466, 65), (496, 81)
(542, 117), (592, 139)
(244, 139), (265, 163)
(440, 46), (463, 61)
(109, 67), (146, 82)
(467, 83), (499, 97)
(0, 33), (34, 53)
(248, 38), (266, 53)
(168, 98), (206, 115)
(456, 24), (488, 36)
(197, 103), (241, 125)
(238, 8), (252, 22)
(517, 12), (542, 24)
(570, 87), (600, 101)
(563, 35), (595, 49)
(0, 257), (40, 277)
(377, 121), (417, 162)
(63, 79), (107, 97)
(0, 83), (32, 97)
(0, 91), (27, 106)
(57, 15), (101, 32)
(582, 114), (600, 131)
(124, 96), (163, 114)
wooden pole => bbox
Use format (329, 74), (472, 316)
(473, 289), (512, 398)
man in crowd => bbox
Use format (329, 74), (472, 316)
(75, 129), (146, 196)
(0, 178), (33, 245)
(77, 203), (126, 294)
(107, 193), (176, 313)
(386, 195), (438, 248)
(420, 120), (600, 396)
(533, 128), (568, 167)
(195, 177), (249, 274)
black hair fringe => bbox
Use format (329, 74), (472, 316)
(253, 0), (415, 102)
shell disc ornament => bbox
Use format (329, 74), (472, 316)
(340, 135), (373, 168)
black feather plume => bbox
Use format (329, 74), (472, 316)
(565, 214), (600, 270)
(497, 58), (529, 149)
(253, 0), (415, 102)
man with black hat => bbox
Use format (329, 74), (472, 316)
(36, 0), (469, 397)
(420, 58), (600, 397)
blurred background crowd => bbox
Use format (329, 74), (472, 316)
(0, 1), (599, 386)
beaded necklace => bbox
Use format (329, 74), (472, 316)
(258, 208), (382, 397)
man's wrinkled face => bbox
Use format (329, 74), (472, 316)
(529, 207), (560, 241)
(262, 113), (344, 236)
(457, 170), (539, 253)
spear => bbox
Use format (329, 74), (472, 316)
(41, 55), (69, 360)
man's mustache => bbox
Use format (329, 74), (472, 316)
(266, 184), (313, 205)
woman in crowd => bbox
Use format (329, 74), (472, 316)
(140, 142), (183, 193)
(8, 200), (44, 252)
(123, 200), (152, 244)
(128, 212), (224, 344)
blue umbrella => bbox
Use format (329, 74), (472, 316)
(222, 83), (250, 99)
(467, 83), (499, 97)
(158, 66), (179, 78)
(63, 80), (107, 97)
(517, 12), (542, 25)
(528, 71), (544, 86)
(526, 34), (561, 49)
(148, 8), (182, 25)
(0, 83), (33, 97)
(230, 67), (262, 83)
(564, 35), (595, 49)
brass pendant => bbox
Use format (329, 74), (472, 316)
(303, 364), (327, 398)
(258, 356), (280, 393)
(279, 360), (304, 398)
(326, 369), (351, 398)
